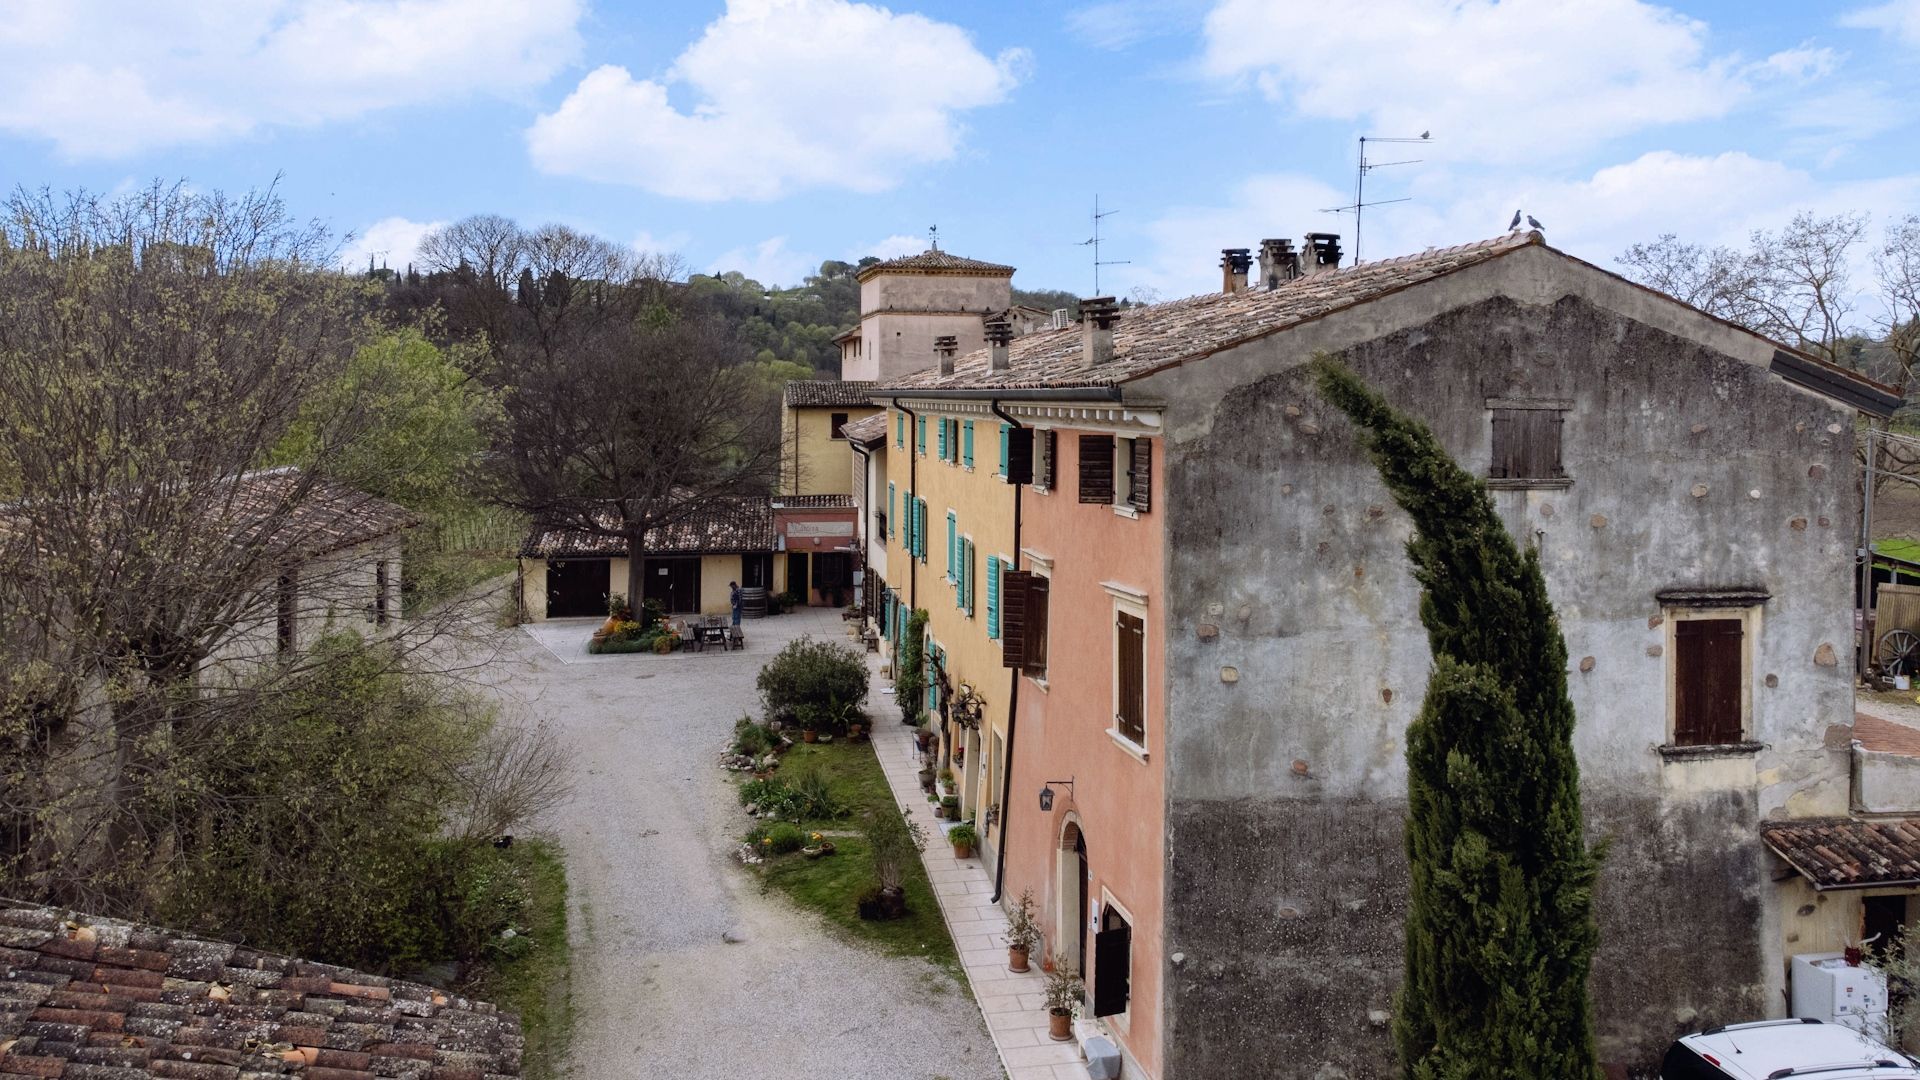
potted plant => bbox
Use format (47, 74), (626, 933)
(914, 724), (935, 752)
(948, 821), (977, 859)
(938, 767), (955, 794)
(1005, 889), (1041, 973)
(940, 794), (959, 821)
(918, 765), (936, 793)
(801, 724), (818, 744)
(1043, 959), (1084, 1042)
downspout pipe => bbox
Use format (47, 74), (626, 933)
(989, 398), (1023, 904)
(850, 438), (873, 615)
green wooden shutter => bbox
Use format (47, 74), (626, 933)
(946, 511), (957, 583)
(963, 539), (975, 616)
(895, 413), (904, 447)
(963, 421), (975, 467)
(917, 415), (926, 455)
(937, 416), (949, 461)
(887, 482), (896, 538)
(986, 556), (1001, 638)
(917, 500), (928, 562)
(998, 424), (1011, 478)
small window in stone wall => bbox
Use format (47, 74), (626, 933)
(1487, 398), (1571, 486)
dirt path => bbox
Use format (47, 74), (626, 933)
(477, 607), (1000, 1080)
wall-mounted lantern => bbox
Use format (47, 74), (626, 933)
(1038, 777), (1075, 812)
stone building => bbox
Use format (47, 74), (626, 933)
(880, 228), (1905, 1077)
(837, 248), (1016, 383)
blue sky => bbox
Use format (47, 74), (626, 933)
(2, 0), (1917, 304)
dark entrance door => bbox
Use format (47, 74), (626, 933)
(546, 559), (611, 618)
(643, 557), (702, 613)
(786, 552), (809, 601)
(742, 553), (774, 589)
(1075, 832), (1089, 979)
(814, 552), (853, 607)
(1866, 894), (1910, 957)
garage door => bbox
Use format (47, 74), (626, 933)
(546, 559), (611, 618)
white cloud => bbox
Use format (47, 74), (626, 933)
(852, 234), (929, 261)
(707, 237), (816, 289)
(631, 230), (693, 258)
(1133, 152), (1920, 299)
(0, 0), (583, 158)
(338, 215), (444, 273)
(1842, 0), (1920, 45)
(1064, 1), (1204, 50)
(526, 0), (1028, 200)
(1200, 0), (1748, 163)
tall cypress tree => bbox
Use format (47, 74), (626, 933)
(1313, 356), (1602, 1080)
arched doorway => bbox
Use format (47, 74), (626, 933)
(1057, 818), (1089, 978)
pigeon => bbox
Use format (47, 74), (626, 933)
(1526, 214), (1544, 231)
(1509, 209), (1523, 230)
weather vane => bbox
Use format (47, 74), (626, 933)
(928, 224), (939, 251)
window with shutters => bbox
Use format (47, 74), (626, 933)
(961, 538), (976, 617)
(997, 423), (1011, 479)
(374, 561), (390, 626)
(1079, 434), (1115, 504)
(1487, 398), (1571, 487)
(1669, 612), (1751, 748)
(1042, 430), (1058, 490)
(1000, 569), (1049, 677)
(986, 555), (1003, 639)
(916, 415), (927, 456)
(1111, 595), (1147, 753)
(895, 412), (905, 448)
(962, 420), (975, 468)
(936, 416), (949, 461)
(276, 573), (297, 653)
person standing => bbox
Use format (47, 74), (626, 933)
(729, 581), (742, 627)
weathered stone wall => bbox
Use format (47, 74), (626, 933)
(1146, 259), (1858, 1078)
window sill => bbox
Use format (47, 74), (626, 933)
(1106, 728), (1150, 763)
(1025, 674), (1049, 693)
(1111, 505), (1140, 520)
(1486, 477), (1573, 491)
(1030, 484), (1051, 496)
(1657, 741), (1765, 760)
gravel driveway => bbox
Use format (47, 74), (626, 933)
(480, 606), (1000, 1080)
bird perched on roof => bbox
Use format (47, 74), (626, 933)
(1508, 210), (1546, 233)
(1527, 214), (1544, 231)
(1509, 209), (1522, 230)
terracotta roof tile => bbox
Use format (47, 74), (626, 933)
(1762, 818), (1920, 890)
(836, 412), (888, 446)
(1856, 712), (1920, 756)
(881, 232), (1543, 394)
(519, 497), (775, 558)
(783, 380), (876, 408)
(0, 906), (522, 1077)
(856, 249), (1014, 281)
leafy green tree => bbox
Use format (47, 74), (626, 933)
(1313, 356), (1602, 1080)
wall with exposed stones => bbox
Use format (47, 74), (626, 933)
(1139, 247), (1860, 1078)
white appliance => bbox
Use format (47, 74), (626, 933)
(1791, 951), (1890, 1034)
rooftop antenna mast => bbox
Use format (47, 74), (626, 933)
(1078, 194), (1130, 295)
(1322, 132), (1431, 263)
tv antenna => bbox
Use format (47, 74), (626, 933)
(1321, 132), (1431, 263)
(1078, 194), (1131, 295)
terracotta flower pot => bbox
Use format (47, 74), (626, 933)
(802, 729), (817, 743)
(1048, 1009), (1073, 1041)
(951, 841), (972, 859)
(849, 723), (865, 740)
(1008, 946), (1030, 973)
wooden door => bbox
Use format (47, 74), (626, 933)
(545, 558), (611, 618)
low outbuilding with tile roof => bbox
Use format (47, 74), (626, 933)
(0, 904), (523, 1078)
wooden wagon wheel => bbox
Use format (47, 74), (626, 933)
(1880, 628), (1920, 675)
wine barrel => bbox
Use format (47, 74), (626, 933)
(739, 586), (769, 619)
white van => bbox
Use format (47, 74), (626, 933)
(1662, 1018), (1920, 1079)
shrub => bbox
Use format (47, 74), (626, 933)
(651, 633), (676, 655)
(740, 776), (804, 820)
(732, 717), (775, 757)
(639, 597), (667, 630)
(756, 636), (869, 733)
(749, 821), (806, 855)
(895, 610), (928, 725)
(786, 763), (841, 820)
(608, 594), (631, 620)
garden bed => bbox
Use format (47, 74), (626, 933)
(454, 840), (572, 1080)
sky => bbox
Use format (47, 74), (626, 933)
(2, 0), (1917, 305)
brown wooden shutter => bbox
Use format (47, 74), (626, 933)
(1129, 438), (1152, 512)
(1079, 435), (1115, 503)
(1001, 570), (1030, 668)
(1007, 427), (1035, 485)
(1675, 618), (1743, 745)
(1092, 922), (1132, 1018)
(1490, 410), (1515, 478)
(1044, 430), (1058, 489)
(1025, 574), (1050, 674)
(1116, 611), (1145, 743)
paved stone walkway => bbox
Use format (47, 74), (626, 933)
(868, 674), (1094, 1080)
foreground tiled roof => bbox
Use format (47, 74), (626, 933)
(0, 905), (522, 1078)
(884, 232), (1544, 393)
(1762, 818), (1920, 890)
(836, 413), (889, 447)
(1856, 713), (1920, 756)
(856, 249), (1014, 281)
(783, 380), (876, 408)
(238, 468), (420, 558)
(521, 497), (775, 557)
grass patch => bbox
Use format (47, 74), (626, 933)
(743, 737), (963, 981)
(459, 840), (572, 1080)
(758, 835), (960, 980)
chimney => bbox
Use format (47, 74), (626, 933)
(1220, 247), (1253, 294)
(1303, 232), (1343, 277)
(984, 316), (1014, 372)
(1258, 238), (1300, 289)
(1080, 297), (1120, 367)
(934, 334), (959, 375)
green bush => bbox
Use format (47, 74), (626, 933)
(733, 716), (775, 757)
(748, 821), (806, 854)
(756, 636), (868, 733)
(786, 763), (841, 820)
(895, 610), (928, 725)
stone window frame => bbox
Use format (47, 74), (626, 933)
(1104, 582), (1150, 762)
(1658, 589), (1769, 759)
